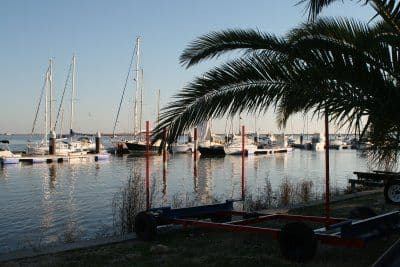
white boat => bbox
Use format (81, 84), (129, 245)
(256, 134), (272, 147)
(68, 137), (96, 152)
(224, 136), (257, 155)
(0, 140), (21, 164)
(26, 138), (72, 156)
(67, 56), (103, 153)
(171, 143), (193, 153)
(26, 59), (76, 156)
(27, 56), (99, 156)
(171, 134), (193, 153)
(329, 139), (344, 149)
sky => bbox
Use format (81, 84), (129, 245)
(0, 0), (375, 134)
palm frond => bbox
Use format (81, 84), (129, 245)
(157, 15), (400, 165)
(370, 0), (400, 34)
(180, 29), (287, 68)
(297, 0), (344, 21)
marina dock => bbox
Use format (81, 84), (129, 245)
(2, 153), (110, 165)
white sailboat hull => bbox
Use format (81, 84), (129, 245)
(224, 143), (257, 155)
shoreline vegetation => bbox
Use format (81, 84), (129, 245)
(1, 189), (395, 266)
(111, 173), (361, 235)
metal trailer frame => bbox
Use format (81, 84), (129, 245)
(135, 200), (400, 261)
(352, 171), (400, 203)
(138, 120), (400, 262)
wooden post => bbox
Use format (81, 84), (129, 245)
(146, 121), (150, 210)
(242, 125), (245, 201)
(95, 131), (101, 154)
(49, 130), (56, 155)
(163, 128), (167, 184)
(324, 111), (330, 226)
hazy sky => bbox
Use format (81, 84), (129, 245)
(0, 0), (374, 134)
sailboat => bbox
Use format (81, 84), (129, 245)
(223, 119), (257, 155)
(26, 57), (92, 156)
(171, 133), (194, 153)
(65, 55), (97, 153)
(125, 88), (162, 154)
(111, 37), (161, 154)
(197, 121), (225, 156)
(27, 59), (72, 156)
(224, 135), (257, 155)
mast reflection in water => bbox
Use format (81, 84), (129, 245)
(0, 147), (368, 253)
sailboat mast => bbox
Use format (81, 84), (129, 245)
(133, 37), (140, 135)
(49, 58), (54, 132)
(70, 54), (76, 140)
(139, 69), (144, 134)
(45, 68), (49, 144)
(60, 108), (64, 138)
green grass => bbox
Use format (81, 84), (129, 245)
(7, 192), (400, 267)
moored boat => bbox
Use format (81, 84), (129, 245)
(0, 140), (21, 164)
(224, 136), (257, 155)
(125, 139), (162, 154)
(198, 141), (225, 156)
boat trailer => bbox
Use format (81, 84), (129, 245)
(135, 121), (400, 262)
(135, 200), (400, 261)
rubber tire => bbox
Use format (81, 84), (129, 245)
(348, 206), (377, 220)
(384, 182), (400, 204)
(134, 211), (157, 241)
(279, 222), (317, 262)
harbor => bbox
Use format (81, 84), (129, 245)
(0, 133), (370, 253)
(3, 0), (400, 265)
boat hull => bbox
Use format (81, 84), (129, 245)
(198, 145), (225, 157)
(125, 142), (160, 154)
(224, 144), (257, 155)
(1, 158), (19, 164)
(171, 143), (193, 153)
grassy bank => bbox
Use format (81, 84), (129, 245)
(3, 191), (399, 267)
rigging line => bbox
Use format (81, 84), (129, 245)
(112, 42), (137, 137)
(30, 66), (50, 139)
(54, 60), (73, 130)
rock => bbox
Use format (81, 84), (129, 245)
(150, 244), (170, 254)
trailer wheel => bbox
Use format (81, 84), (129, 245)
(135, 212), (157, 241)
(348, 206), (377, 219)
(384, 182), (400, 204)
(279, 222), (317, 262)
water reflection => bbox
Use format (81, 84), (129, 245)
(48, 164), (57, 190)
(0, 149), (371, 253)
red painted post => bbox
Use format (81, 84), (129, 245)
(162, 128), (167, 186)
(324, 111), (330, 225)
(194, 127), (198, 162)
(242, 125), (245, 201)
(146, 120), (150, 210)
(194, 127), (198, 177)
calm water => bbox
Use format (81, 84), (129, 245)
(0, 134), (370, 253)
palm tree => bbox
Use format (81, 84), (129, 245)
(301, 0), (400, 33)
(153, 15), (400, 165)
